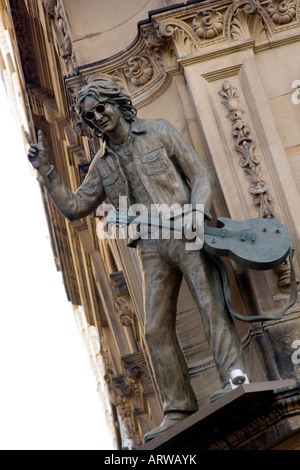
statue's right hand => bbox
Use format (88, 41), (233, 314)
(25, 130), (50, 174)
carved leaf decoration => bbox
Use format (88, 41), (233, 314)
(230, 1), (267, 41)
(157, 19), (201, 56)
(219, 80), (277, 220)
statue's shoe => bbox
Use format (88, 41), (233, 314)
(144, 412), (193, 443)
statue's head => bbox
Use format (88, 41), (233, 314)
(76, 80), (136, 137)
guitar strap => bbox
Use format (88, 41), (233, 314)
(212, 247), (298, 323)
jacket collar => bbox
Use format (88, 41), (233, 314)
(130, 117), (146, 134)
(100, 118), (146, 158)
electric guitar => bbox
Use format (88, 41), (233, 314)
(104, 209), (291, 270)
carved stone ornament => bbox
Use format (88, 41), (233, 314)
(110, 271), (135, 327)
(100, 338), (141, 443)
(152, 0), (300, 55)
(219, 80), (277, 220)
(122, 352), (154, 396)
(104, 368), (145, 445)
(101, 350), (156, 446)
(65, 24), (172, 136)
(264, 0), (297, 24)
(124, 55), (154, 86)
(42, 0), (77, 75)
(229, 1), (267, 41)
(111, 376), (142, 445)
(64, 1), (300, 137)
(192, 9), (224, 39)
(156, 17), (202, 56)
(42, 0), (57, 16)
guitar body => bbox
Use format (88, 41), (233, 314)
(204, 217), (290, 270)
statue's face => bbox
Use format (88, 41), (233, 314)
(81, 96), (122, 135)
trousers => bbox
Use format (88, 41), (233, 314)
(137, 237), (246, 413)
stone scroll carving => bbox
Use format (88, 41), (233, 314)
(219, 80), (277, 220)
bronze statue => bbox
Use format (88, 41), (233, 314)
(26, 80), (248, 443)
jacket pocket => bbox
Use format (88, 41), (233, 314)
(102, 170), (123, 203)
(102, 171), (119, 186)
(140, 147), (169, 176)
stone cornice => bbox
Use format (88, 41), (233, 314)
(64, 0), (300, 134)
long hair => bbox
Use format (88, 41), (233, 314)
(76, 80), (136, 137)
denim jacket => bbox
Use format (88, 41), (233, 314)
(39, 117), (215, 222)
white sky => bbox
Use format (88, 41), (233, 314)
(0, 83), (115, 450)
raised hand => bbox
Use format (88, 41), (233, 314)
(25, 130), (50, 174)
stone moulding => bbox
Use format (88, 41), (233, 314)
(63, 0), (300, 135)
(152, 0), (300, 55)
(42, 0), (77, 75)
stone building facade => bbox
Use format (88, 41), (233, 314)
(1, 0), (300, 449)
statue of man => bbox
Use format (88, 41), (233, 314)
(26, 80), (248, 443)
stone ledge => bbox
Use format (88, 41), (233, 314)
(138, 380), (300, 451)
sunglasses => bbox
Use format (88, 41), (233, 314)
(83, 103), (106, 121)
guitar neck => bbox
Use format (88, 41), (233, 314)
(117, 213), (222, 235)
(132, 215), (183, 232)
(204, 225), (224, 236)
